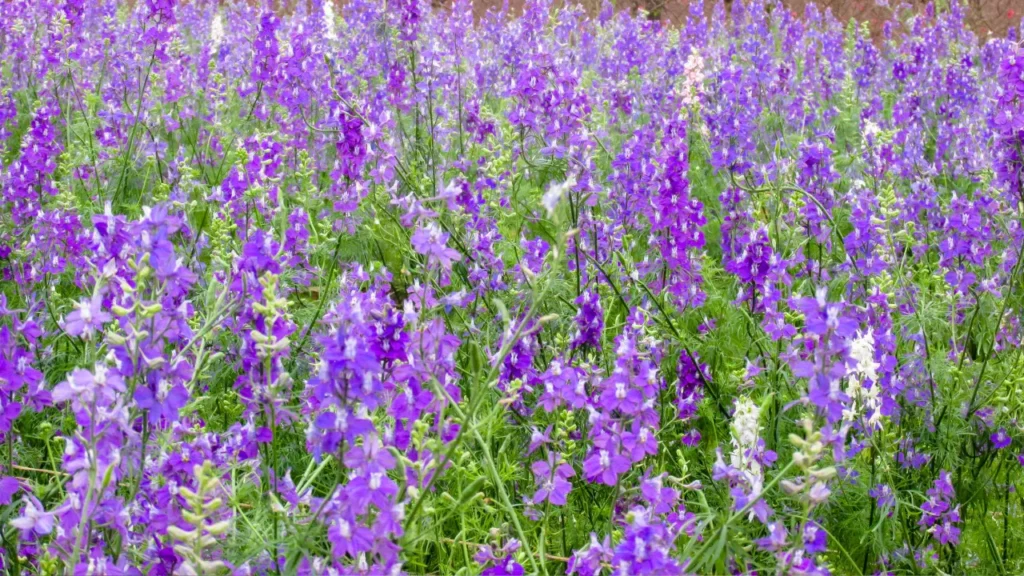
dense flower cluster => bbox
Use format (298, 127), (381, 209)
(0, 0), (1022, 573)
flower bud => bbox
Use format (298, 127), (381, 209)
(811, 466), (837, 481)
(781, 479), (804, 495)
(167, 526), (198, 542)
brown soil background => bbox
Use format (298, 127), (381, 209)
(454, 0), (1024, 37)
(298, 0), (1024, 38)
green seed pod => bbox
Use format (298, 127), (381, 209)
(457, 477), (488, 505)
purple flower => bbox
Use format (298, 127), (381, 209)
(0, 477), (20, 505)
(133, 377), (189, 423)
(326, 511), (374, 558)
(527, 425), (552, 455)
(567, 533), (613, 576)
(640, 473), (679, 515)
(251, 12), (281, 85)
(756, 522), (788, 552)
(62, 293), (111, 339)
(803, 521), (827, 554)
(582, 440), (631, 486)
(411, 223), (461, 271)
(790, 287), (858, 338)
(571, 290), (604, 351)
(933, 520), (962, 546)
(676, 351), (706, 432)
(343, 434), (395, 476)
(991, 427), (1011, 450)
(870, 484), (895, 510)
(621, 422), (658, 462)
(345, 469), (398, 513)
(11, 497), (53, 536)
(52, 366), (125, 415)
(610, 507), (685, 573)
(598, 375), (643, 414)
(475, 538), (523, 576)
(537, 361), (586, 412)
(920, 471), (960, 546)
(531, 451), (575, 506)
(482, 558), (524, 576)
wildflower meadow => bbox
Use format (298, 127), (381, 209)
(1, 0), (1023, 574)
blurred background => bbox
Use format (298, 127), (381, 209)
(262, 0), (1024, 38)
(465, 0), (1024, 37)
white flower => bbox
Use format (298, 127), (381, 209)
(323, 0), (338, 41)
(729, 396), (763, 487)
(210, 13), (224, 51)
(731, 396), (762, 449)
(541, 174), (577, 217)
(844, 330), (884, 428)
(849, 330), (879, 383)
(681, 48), (705, 107)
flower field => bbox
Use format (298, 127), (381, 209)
(1, 0), (1023, 573)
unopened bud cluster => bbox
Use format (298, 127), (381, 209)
(781, 417), (836, 508)
(166, 461), (232, 575)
